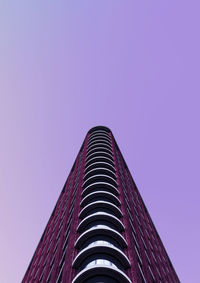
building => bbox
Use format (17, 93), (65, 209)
(22, 126), (179, 283)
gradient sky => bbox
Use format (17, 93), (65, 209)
(1, 1), (200, 282)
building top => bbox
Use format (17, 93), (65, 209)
(88, 126), (111, 134)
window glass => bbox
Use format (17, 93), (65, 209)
(89, 224), (112, 229)
(86, 240), (115, 248)
(86, 259), (117, 268)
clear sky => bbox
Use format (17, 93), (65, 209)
(0, 1), (199, 282)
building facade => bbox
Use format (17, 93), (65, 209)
(22, 126), (179, 283)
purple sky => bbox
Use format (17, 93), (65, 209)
(1, 1), (199, 282)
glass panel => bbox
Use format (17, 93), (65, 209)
(90, 224), (113, 230)
(86, 240), (115, 248)
(86, 259), (117, 269)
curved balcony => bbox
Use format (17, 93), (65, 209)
(85, 156), (114, 169)
(89, 135), (111, 144)
(87, 146), (113, 157)
(89, 130), (110, 136)
(82, 182), (119, 198)
(84, 162), (116, 175)
(87, 142), (112, 153)
(88, 139), (111, 148)
(85, 240), (116, 249)
(72, 243), (131, 270)
(78, 227), (123, 250)
(75, 225), (127, 249)
(84, 168), (116, 181)
(88, 126), (111, 135)
(77, 212), (125, 233)
(83, 174), (118, 188)
(79, 201), (122, 219)
(89, 128), (110, 134)
(72, 263), (132, 283)
(88, 138), (111, 149)
(80, 191), (120, 207)
(86, 151), (114, 163)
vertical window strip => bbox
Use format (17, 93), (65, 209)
(56, 260), (65, 283)
(141, 236), (147, 250)
(138, 263), (147, 283)
(156, 266), (161, 279)
(148, 265), (156, 282)
(145, 250), (151, 264)
(135, 245), (142, 265)
(46, 263), (54, 283)
(132, 231), (140, 249)
(39, 265), (46, 282)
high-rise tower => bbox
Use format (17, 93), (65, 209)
(23, 126), (179, 283)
